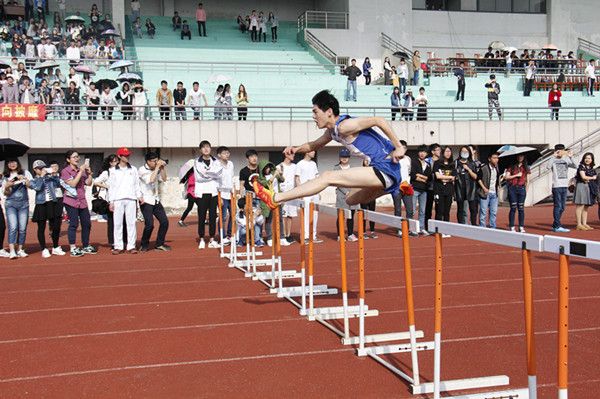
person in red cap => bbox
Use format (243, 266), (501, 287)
(108, 147), (144, 254)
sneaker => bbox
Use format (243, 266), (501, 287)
(128, 249), (138, 254)
(280, 238), (291, 246)
(0, 249), (10, 258)
(41, 248), (51, 258)
(139, 246), (150, 252)
(155, 244), (172, 251)
(442, 234), (452, 238)
(198, 239), (206, 249)
(256, 240), (265, 247)
(397, 229), (403, 237)
(70, 247), (84, 257)
(420, 230), (430, 236)
(208, 239), (219, 249)
(347, 234), (358, 242)
(519, 227), (526, 233)
(52, 247), (66, 256)
(111, 249), (123, 255)
(222, 237), (231, 245)
(313, 238), (324, 244)
(510, 226), (516, 232)
(17, 249), (28, 258)
(9, 251), (18, 260)
(408, 231), (419, 237)
(553, 227), (570, 233)
(267, 239), (273, 247)
(250, 174), (278, 210)
(178, 220), (187, 227)
(369, 232), (378, 239)
(82, 245), (98, 255)
(97, 218), (107, 223)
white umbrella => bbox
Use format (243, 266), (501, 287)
(503, 46), (518, 54)
(33, 60), (59, 70)
(498, 146), (538, 158)
(108, 60), (134, 70)
(489, 41), (506, 50)
(206, 74), (231, 84)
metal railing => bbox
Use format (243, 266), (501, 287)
(31, 104), (600, 122)
(380, 32), (412, 57)
(297, 10), (349, 31)
(427, 59), (584, 76)
(578, 37), (600, 59)
(303, 30), (348, 67)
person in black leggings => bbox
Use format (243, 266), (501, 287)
(0, 205), (6, 257)
(433, 146), (456, 229)
(179, 172), (197, 227)
(360, 201), (377, 238)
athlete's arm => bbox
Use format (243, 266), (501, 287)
(283, 131), (331, 157)
(337, 116), (405, 162)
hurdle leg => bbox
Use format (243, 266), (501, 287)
(275, 207), (282, 290)
(433, 232), (443, 399)
(218, 193), (224, 258)
(357, 210), (366, 352)
(402, 219), (421, 386)
(308, 202), (315, 317)
(299, 206), (307, 315)
(228, 194), (237, 266)
(338, 209), (350, 341)
(558, 249), (569, 399)
(522, 247), (537, 399)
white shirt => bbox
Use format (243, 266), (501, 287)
(295, 159), (318, 184)
(218, 160), (235, 196)
(36, 43), (45, 59)
(100, 91), (116, 106)
(131, 0), (140, 11)
(44, 43), (57, 59)
(399, 156), (411, 183)
(194, 157), (223, 197)
(279, 162), (297, 192)
(94, 170), (110, 200)
(525, 65), (536, 79)
(138, 164), (163, 204)
(107, 165), (142, 202)
(489, 168), (497, 193)
(66, 46), (81, 61)
(399, 64), (409, 79)
(188, 88), (206, 106)
(585, 64), (596, 79)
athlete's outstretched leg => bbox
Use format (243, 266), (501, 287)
(346, 187), (386, 206)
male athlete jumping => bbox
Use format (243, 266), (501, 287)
(252, 90), (406, 209)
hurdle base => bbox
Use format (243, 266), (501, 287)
(411, 375), (510, 395)
(236, 258), (276, 269)
(357, 340), (434, 356)
(308, 307), (379, 321)
(275, 285), (337, 298)
(445, 388), (529, 399)
(342, 330), (424, 345)
(246, 270), (301, 281)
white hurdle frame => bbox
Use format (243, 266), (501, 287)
(425, 220), (543, 399)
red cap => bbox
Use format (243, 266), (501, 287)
(116, 147), (132, 157)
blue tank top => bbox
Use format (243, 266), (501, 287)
(331, 115), (395, 164)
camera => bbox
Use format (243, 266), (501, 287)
(162, 159), (169, 165)
(44, 167), (53, 174)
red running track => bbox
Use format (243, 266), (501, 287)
(0, 203), (598, 398)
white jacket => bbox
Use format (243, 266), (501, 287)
(194, 156), (223, 197)
(107, 165), (142, 202)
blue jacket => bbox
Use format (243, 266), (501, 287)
(390, 93), (401, 107)
(30, 175), (60, 204)
(3, 177), (30, 204)
(362, 61), (371, 76)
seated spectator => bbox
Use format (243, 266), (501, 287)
(181, 20), (191, 40)
(146, 18), (156, 39)
(172, 11), (182, 31)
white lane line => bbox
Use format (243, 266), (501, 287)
(0, 348), (354, 383)
(444, 326), (600, 344)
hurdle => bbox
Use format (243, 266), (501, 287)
(424, 220), (540, 399)
(542, 235), (600, 399)
(225, 193), (266, 271)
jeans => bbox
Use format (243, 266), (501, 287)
(221, 198), (232, 237)
(588, 78), (595, 96)
(141, 202), (169, 248)
(400, 77), (406, 94)
(412, 190), (427, 231)
(0, 205), (5, 247)
(346, 80), (357, 101)
(552, 187), (568, 229)
(5, 200), (28, 245)
(64, 204), (91, 247)
(508, 185), (527, 228)
(479, 192), (498, 228)
(412, 70), (419, 86)
(456, 80), (465, 101)
(238, 223), (263, 246)
(393, 191), (414, 219)
(175, 107), (187, 120)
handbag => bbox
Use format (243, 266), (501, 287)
(92, 197), (109, 215)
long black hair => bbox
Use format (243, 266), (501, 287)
(580, 152), (595, 168)
(2, 158), (23, 177)
(441, 146), (454, 164)
(101, 154), (117, 173)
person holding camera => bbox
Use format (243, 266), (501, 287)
(108, 147), (144, 254)
(2, 158), (32, 259)
(138, 152), (171, 252)
(30, 160), (66, 258)
(547, 144), (577, 232)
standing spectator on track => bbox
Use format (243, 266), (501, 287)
(217, 146), (235, 245)
(278, 151), (297, 243)
(412, 50), (421, 86)
(477, 152), (500, 229)
(268, 12), (278, 42)
(485, 74), (502, 120)
(194, 140), (223, 249)
(524, 60), (536, 97)
(548, 144), (577, 232)
(296, 151), (322, 243)
(138, 152), (171, 252)
(188, 81), (208, 120)
(108, 147), (143, 254)
(454, 146), (479, 225)
(172, 11), (182, 31)
(504, 153), (530, 232)
(344, 59), (361, 102)
(334, 149), (358, 242)
(2, 158), (32, 259)
(61, 150), (97, 257)
(173, 81), (187, 120)
(586, 59), (596, 97)
(548, 83), (562, 120)
(178, 160), (196, 227)
(156, 80), (172, 120)
(424, 143), (441, 231)
(239, 149), (259, 197)
(454, 61), (465, 101)
(196, 3), (207, 37)
(433, 146), (456, 233)
(393, 140), (414, 237)
(94, 154), (123, 249)
(573, 152), (598, 231)
(410, 145), (431, 235)
(362, 57), (372, 85)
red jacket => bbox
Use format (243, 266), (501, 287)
(548, 89), (562, 105)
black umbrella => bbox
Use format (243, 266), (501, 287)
(101, 29), (121, 37)
(0, 62), (10, 70)
(0, 139), (29, 161)
(393, 50), (409, 59)
(94, 79), (118, 90)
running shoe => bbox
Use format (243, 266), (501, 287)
(41, 249), (51, 258)
(347, 234), (358, 242)
(155, 245), (172, 251)
(17, 249), (28, 258)
(208, 239), (219, 249)
(52, 247), (66, 256)
(0, 249), (10, 258)
(250, 174), (278, 210)
(82, 245), (98, 255)
(70, 247), (85, 257)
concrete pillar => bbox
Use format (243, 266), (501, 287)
(163, 0), (175, 17)
(111, 0), (126, 39)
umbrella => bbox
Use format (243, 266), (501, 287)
(521, 41), (540, 50)
(117, 72), (142, 83)
(392, 50), (409, 59)
(0, 62), (10, 69)
(488, 41), (506, 50)
(542, 43), (558, 51)
(65, 15), (85, 22)
(498, 146), (540, 171)
(206, 73), (231, 84)
(0, 139), (29, 161)
(74, 65), (96, 75)
(32, 60), (59, 70)
(94, 79), (118, 90)
(503, 46), (518, 54)
(497, 145), (516, 154)
(108, 60), (134, 70)
(101, 29), (121, 37)
(179, 159), (195, 183)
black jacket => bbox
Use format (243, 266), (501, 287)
(410, 158), (431, 192)
(344, 65), (362, 81)
(454, 159), (478, 201)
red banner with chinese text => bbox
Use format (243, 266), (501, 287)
(0, 104), (46, 121)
